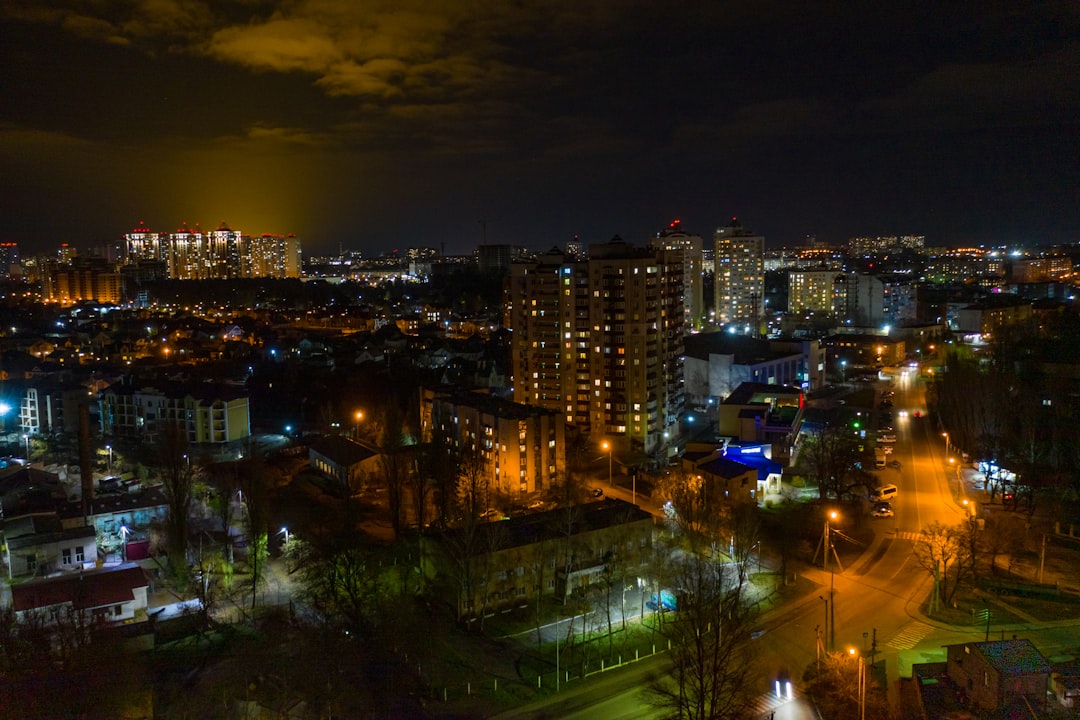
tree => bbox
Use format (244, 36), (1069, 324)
(159, 421), (196, 581)
(646, 548), (759, 720)
(238, 450), (271, 612)
(796, 420), (863, 501)
(913, 521), (962, 612)
(803, 650), (890, 720)
(379, 404), (411, 538)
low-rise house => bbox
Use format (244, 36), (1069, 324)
(309, 436), (381, 493)
(678, 446), (761, 511)
(944, 639), (1051, 715)
(3, 512), (97, 579)
(423, 498), (653, 621)
(717, 382), (805, 463)
(12, 562), (150, 624)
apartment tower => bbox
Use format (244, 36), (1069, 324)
(508, 238), (684, 456)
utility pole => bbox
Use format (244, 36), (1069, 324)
(1038, 534), (1047, 584)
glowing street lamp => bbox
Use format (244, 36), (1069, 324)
(601, 440), (612, 487)
(106, 444), (113, 475)
(354, 410), (364, 440)
(848, 648), (866, 720)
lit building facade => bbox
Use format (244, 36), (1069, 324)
(508, 239), (685, 456)
(99, 382), (250, 444)
(420, 386), (565, 498)
(650, 219), (705, 331)
(122, 221), (301, 280)
(714, 218), (764, 330)
(42, 258), (121, 304)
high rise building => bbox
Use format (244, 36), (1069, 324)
(508, 238), (684, 456)
(124, 221), (166, 263)
(43, 258), (121, 304)
(0, 242), (20, 278)
(788, 270), (847, 316)
(245, 234), (302, 279)
(788, 270), (886, 326)
(122, 221), (301, 279)
(650, 219), (704, 331)
(714, 218), (764, 331)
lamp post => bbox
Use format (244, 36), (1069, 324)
(23, 434), (29, 461)
(354, 410), (364, 440)
(106, 444), (113, 475)
(819, 595), (829, 659)
(942, 431), (950, 457)
(849, 648), (866, 720)
(280, 526), (290, 572)
(602, 441), (612, 488)
(119, 525), (129, 563)
(840, 359), (847, 386)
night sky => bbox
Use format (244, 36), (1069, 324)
(2, 1), (1078, 257)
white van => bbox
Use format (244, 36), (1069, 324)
(871, 484), (898, 501)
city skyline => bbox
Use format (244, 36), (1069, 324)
(2, 2), (1078, 257)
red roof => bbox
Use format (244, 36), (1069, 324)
(12, 564), (149, 613)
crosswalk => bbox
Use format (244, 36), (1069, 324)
(893, 530), (923, 541)
(746, 688), (795, 717)
(886, 621), (934, 650)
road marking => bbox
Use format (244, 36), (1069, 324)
(747, 689), (794, 716)
(893, 530), (923, 541)
(886, 621), (933, 650)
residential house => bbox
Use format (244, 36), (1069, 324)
(3, 512), (97, 579)
(12, 563), (150, 624)
(423, 498), (653, 621)
(944, 639), (1051, 715)
(308, 436), (381, 493)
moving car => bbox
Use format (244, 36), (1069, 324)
(877, 434), (896, 443)
(871, 506), (894, 519)
(591, 488), (604, 497)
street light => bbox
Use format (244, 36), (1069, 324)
(279, 526), (291, 572)
(354, 410), (364, 440)
(23, 434), (29, 461)
(119, 525), (129, 563)
(601, 440), (612, 488)
(849, 648), (866, 720)
(840, 359), (847, 385)
(106, 444), (113, 475)
(814, 510), (842, 652)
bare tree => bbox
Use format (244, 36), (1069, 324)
(646, 547), (759, 720)
(914, 521), (962, 612)
(803, 650), (891, 720)
(379, 404), (411, 538)
(794, 420), (863, 501)
(159, 421), (196, 580)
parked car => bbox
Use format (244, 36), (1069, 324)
(877, 434), (896, 443)
(591, 488), (604, 497)
(480, 508), (506, 520)
(871, 507), (894, 519)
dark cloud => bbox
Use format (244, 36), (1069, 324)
(1, 0), (1077, 253)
